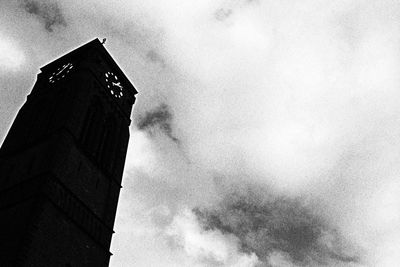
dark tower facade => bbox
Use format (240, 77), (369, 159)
(0, 39), (137, 266)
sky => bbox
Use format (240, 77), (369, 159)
(1, 0), (400, 266)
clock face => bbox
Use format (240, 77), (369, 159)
(49, 63), (74, 83)
(104, 71), (124, 98)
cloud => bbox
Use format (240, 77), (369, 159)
(214, 8), (233, 21)
(146, 50), (166, 67)
(193, 186), (361, 266)
(21, 0), (67, 32)
(117, 1), (400, 265)
(166, 208), (260, 267)
(117, 1), (400, 266)
(136, 103), (179, 143)
(0, 34), (25, 71)
(214, 0), (259, 22)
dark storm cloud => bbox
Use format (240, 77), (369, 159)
(137, 104), (179, 143)
(21, 0), (66, 32)
(193, 186), (360, 266)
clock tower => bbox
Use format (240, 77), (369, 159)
(0, 39), (137, 266)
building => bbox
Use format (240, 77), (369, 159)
(0, 39), (137, 266)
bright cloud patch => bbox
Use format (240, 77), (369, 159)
(0, 34), (25, 71)
(166, 209), (259, 266)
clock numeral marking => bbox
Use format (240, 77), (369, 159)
(48, 63), (73, 84)
(104, 71), (124, 99)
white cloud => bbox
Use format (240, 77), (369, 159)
(166, 209), (259, 267)
(0, 33), (25, 71)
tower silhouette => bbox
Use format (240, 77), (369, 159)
(0, 39), (137, 266)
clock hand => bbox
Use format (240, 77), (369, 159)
(56, 64), (68, 76)
(112, 82), (122, 89)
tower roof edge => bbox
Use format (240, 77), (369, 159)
(40, 38), (138, 96)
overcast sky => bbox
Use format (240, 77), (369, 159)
(2, 0), (400, 266)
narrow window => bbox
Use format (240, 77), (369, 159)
(81, 97), (105, 159)
(100, 116), (118, 173)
